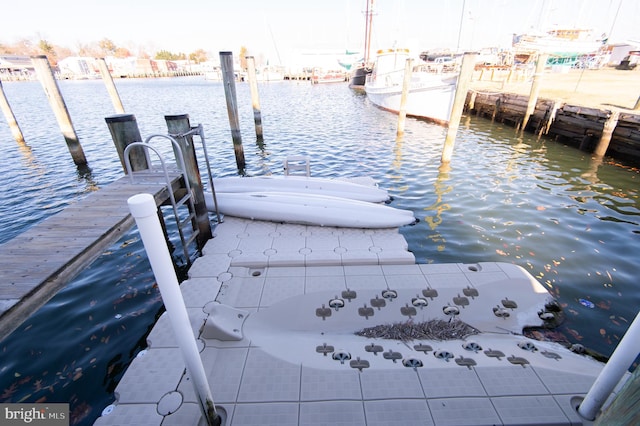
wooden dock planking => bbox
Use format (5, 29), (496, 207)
(0, 172), (184, 342)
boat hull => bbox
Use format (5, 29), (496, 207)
(349, 66), (372, 89)
(365, 48), (458, 124)
(365, 74), (457, 124)
(205, 192), (416, 228)
(212, 175), (390, 203)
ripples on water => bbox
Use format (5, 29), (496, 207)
(0, 77), (638, 425)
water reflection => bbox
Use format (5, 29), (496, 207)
(582, 155), (603, 185)
(423, 164), (452, 252)
(392, 133), (403, 171)
(76, 163), (99, 192)
(16, 139), (34, 161)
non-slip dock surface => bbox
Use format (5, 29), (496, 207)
(94, 217), (616, 426)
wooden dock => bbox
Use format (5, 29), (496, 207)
(467, 68), (640, 165)
(0, 173), (185, 342)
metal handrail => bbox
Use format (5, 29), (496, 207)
(168, 124), (222, 224)
(124, 135), (198, 262)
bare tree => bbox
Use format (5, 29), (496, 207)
(189, 49), (208, 64)
(98, 38), (117, 56)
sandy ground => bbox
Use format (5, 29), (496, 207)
(469, 67), (640, 111)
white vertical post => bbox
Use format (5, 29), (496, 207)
(578, 310), (640, 421)
(245, 56), (263, 141)
(441, 52), (478, 163)
(128, 193), (220, 426)
(396, 58), (413, 139)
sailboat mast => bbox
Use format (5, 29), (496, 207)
(364, 0), (374, 64)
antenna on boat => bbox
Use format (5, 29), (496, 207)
(363, 0), (375, 64)
(456, 0), (466, 52)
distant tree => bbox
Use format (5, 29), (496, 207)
(13, 38), (37, 55)
(77, 42), (101, 57)
(38, 39), (58, 65)
(155, 50), (186, 61)
(39, 39), (54, 54)
(189, 49), (208, 64)
(55, 46), (74, 61)
(114, 47), (131, 58)
(155, 50), (173, 60)
(99, 38), (117, 56)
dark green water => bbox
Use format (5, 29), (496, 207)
(0, 77), (638, 425)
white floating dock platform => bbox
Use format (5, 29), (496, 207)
(94, 217), (623, 426)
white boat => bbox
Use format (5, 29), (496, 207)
(513, 28), (603, 57)
(211, 175), (390, 203)
(365, 48), (458, 125)
(204, 191), (416, 228)
(257, 66), (285, 82)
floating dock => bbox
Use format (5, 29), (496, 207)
(93, 215), (624, 426)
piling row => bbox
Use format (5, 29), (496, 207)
(466, 90), (640, 164)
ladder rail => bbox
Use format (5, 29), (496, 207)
(283, 155), (311, 176)
(169, 124), (222, 224)
(124, 135), (199, 263)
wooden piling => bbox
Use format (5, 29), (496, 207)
(492, 98), (501, 122)
(245, 56), (263, 141)
(540, 100), (561, 136)
(0, 80), (25, 143)
(594, 110), (620, 157)
(96, 58), (125, 114)
(105, 114), (149, 172)
(522, 53), (548, 131)
(396, 58), (413, 139)
(467, 91), (477, 112)
(441, 52), (478, 164)
(220, 51), (245, 171)
(506, 67), (514, 83)
(31, 55), (87, 165)
(164, 114), (212, 247)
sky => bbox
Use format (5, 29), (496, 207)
(3, 0), (638, 65)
